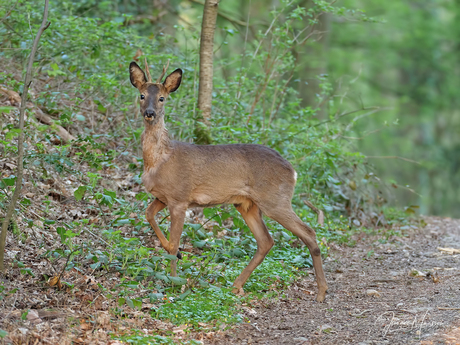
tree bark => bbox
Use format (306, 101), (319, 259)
(0, 0), (50, 272)
(195, 0), (219, 144)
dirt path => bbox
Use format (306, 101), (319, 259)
(211, 217), (460, 344)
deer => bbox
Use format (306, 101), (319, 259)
(129, 60), (328, 302)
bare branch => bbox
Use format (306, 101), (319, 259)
(0, 0), (50, 273)
(303, 200), (325, 226)
(366, 156), (421, 165)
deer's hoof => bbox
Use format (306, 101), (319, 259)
(316, 290), (327, 302)
(232, 287), (245, 296)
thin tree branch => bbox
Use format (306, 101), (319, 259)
(303, 200), (325, 226)
(366, 156), (421, 165)
(0, 0), (20, 24)
(0, 0), (50, 273)
(312, 107), (381, 128)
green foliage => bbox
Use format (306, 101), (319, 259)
(113, 331), (202, 345)
(0, 0), (399, 340)
(153, 287), (241, 327)
(327, 0), (460, 216)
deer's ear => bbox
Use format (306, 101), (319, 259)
(129, 62), (147, 89)
(163, 69), (182, 93)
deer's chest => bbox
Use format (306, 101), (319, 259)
(141, 164), (175, 203)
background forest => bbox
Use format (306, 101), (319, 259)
(0, 0), (459, 343)
(2, 0), (459, 218)
(58, 0), (460, 217)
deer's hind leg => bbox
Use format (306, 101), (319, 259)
(233, 202), (274, 294)
(264, 204), (327, 302)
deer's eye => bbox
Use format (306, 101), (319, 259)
(159, 97), (165, 102)
(140, 95), (145, 100)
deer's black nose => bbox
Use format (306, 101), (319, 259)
(144, 109), (156, 118)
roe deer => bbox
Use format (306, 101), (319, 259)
(129, 61), (328, 302)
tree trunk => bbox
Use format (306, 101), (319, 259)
(0, 0), (50, 272)
(195, 0), (219, 145)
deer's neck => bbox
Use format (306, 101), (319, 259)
(142, 119), (172, 171)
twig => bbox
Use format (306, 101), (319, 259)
(0, 0), (20, 24)
(303, 200), (324, 226)
(57, 247), (80, 281)
(395, 309), (417, 315)
(250, 323), (261, 332)
(0, 0), (50, 272)
(312, 107), (381, 128)
(349, 309), (372, 317)
(437, 307), (460, 310)
(366, 156), (421, 165)
(267, 70), (294, 127)
(83, 228), (109, 246)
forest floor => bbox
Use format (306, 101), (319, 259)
(1, 201), (459, 344)
(1, 71), (460, 344)
(211, 217), (460, 345)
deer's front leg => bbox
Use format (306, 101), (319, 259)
(145, 199), (169, 249)
(167, 204), (187, 277)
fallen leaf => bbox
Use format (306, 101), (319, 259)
(80, 320), (92, 331)
(172, 324), (187, 334)
(300, 289), (315, 295)
(26, 309), (41, 323)
(437, 247), (460, 255)
(242, 306), (257, 316)
(366, 289), (381, 297)
(48, 276), (62, 290)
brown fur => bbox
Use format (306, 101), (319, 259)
(129, 61), (328, 302)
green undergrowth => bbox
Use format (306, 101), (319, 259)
(113, 332), (203, 345)
(0, 0), (409, 343)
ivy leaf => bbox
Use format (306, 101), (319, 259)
(125, 297), (134, 309)
(192, 240), (206, 249)
(169, 276), (187, 286)
(2, 175), (16, 186)
(74, 186), (87, 201)
(178, 289), (191, 300)
(162, 254), (178, 260)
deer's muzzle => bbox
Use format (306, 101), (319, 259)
(144, 109), (156, 119)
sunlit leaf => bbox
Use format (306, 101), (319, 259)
(74, 186), (87, 201)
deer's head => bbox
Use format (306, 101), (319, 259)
(129, 61), (182, 125)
